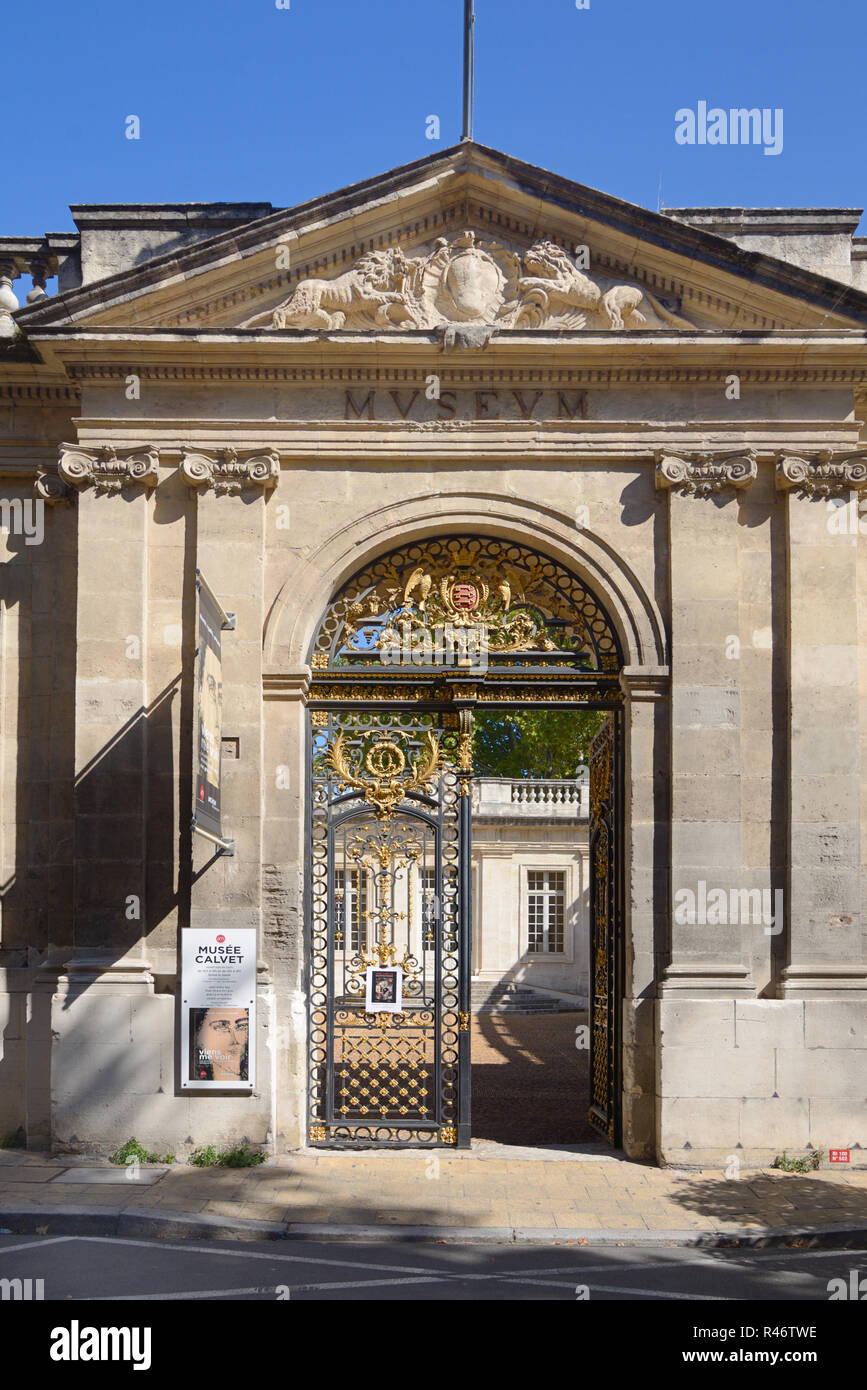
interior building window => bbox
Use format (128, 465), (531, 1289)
(334, 867), (367, 953)
(421, 867), (437, 949)
(527, 869), (566, 953)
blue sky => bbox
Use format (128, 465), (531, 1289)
(4, 0), (866, 239)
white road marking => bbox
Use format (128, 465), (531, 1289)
(91, 1277), (443, 1300)
(0, 1235), (73, 1256)
(70, 1234), (473, 1278)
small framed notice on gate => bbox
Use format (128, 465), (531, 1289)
(181, 929), (256, 1090)
(366, 966), (403, 1014)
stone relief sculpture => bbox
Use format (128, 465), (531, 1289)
(242, 230), (694, 333)
(270, 248), (420, 331)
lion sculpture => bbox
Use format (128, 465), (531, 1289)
(504, 240), (691, 331)
(270, 247), (420, 330)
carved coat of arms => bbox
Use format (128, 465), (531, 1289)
(242, 231), (692, 333)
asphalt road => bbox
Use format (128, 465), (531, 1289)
(1, 1231), (866, 1302)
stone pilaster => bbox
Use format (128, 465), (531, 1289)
(181, 448), (278, 932)
(61, 444), (157, 952)
(181, 448), (277, 1138)
(659, 464), (756, 996)
(619, 665), (668, 1158)
(777, 455), (867, 997)
(262, 672), (309, 1151)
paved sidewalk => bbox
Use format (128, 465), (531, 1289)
(1, 1145), (866, 1246)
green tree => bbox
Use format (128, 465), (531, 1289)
(471, 708), (606, 779)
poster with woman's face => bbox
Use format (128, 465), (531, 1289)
(190, 1007), (249, 1083)
(181, 930), (257, 1090)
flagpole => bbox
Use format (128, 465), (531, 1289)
(462, 0), (475, 142)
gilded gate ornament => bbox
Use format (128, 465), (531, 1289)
(325, 730), (440, 822)
(310, 537), (621, 674)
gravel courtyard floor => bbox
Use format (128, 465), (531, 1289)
(471, 1011), (595, 1146)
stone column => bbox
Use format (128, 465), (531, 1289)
(777, 455), (867, 997)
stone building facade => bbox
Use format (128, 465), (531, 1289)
(1, 143), (866, 1165)
(471, 777), (589, 1003)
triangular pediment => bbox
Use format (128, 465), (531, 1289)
(16, 143), (867, 338)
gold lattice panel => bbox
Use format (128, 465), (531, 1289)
(334, 1020), (435, 1121)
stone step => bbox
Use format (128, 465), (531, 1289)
(470, 983), (586, 1015)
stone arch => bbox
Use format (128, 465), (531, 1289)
(263, 490), (667, 673)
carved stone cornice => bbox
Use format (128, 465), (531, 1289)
(775, 452), (867, 497)
(180, 447), (280, 495)
(58, 444), (159, 494)
(654, 451), (757, 496)
(34, 468), (73, 505)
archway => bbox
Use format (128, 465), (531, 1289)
(303, 534), (626, 1151)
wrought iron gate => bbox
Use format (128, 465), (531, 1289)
(307, 710), (472, 1148)
(303, 533), (627, 1150)
(588, 713), (620, 1143)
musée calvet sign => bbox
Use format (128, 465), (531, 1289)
(181, 930), (256, 1091)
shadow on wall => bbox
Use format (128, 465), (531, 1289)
(67, 677), (186, 961)
(0, 482), (198, 1148)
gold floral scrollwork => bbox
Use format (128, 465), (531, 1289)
(590, 738), (612, 830)
(309, 1124), (327, 1142)
(440, 1126), (458, 1145)
(457, 731), (473, 773)
(365, 1011), (406, 1031)
(325, 730), (440, 822)
(459, 1012), (470, 1032)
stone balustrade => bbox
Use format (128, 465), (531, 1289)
(472, 776), (589, 820)
(0, 235), (74, 337)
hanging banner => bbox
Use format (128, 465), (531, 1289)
(181, 930), (257, 1091)
(193, 571), (231, 844)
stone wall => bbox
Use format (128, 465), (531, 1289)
(1, 345), (866, 1165)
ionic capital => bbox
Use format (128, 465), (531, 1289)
(775, 452), (867, 497)
(654, 451), (757, 497)
(35, 468), (73, 504)
(58, 444), (159, 494)
(180, 447), (280, 495)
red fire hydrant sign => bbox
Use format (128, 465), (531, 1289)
(829, 1149), (851, 1163)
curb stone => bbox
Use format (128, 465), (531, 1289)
(2, 1205), (867, 1249)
